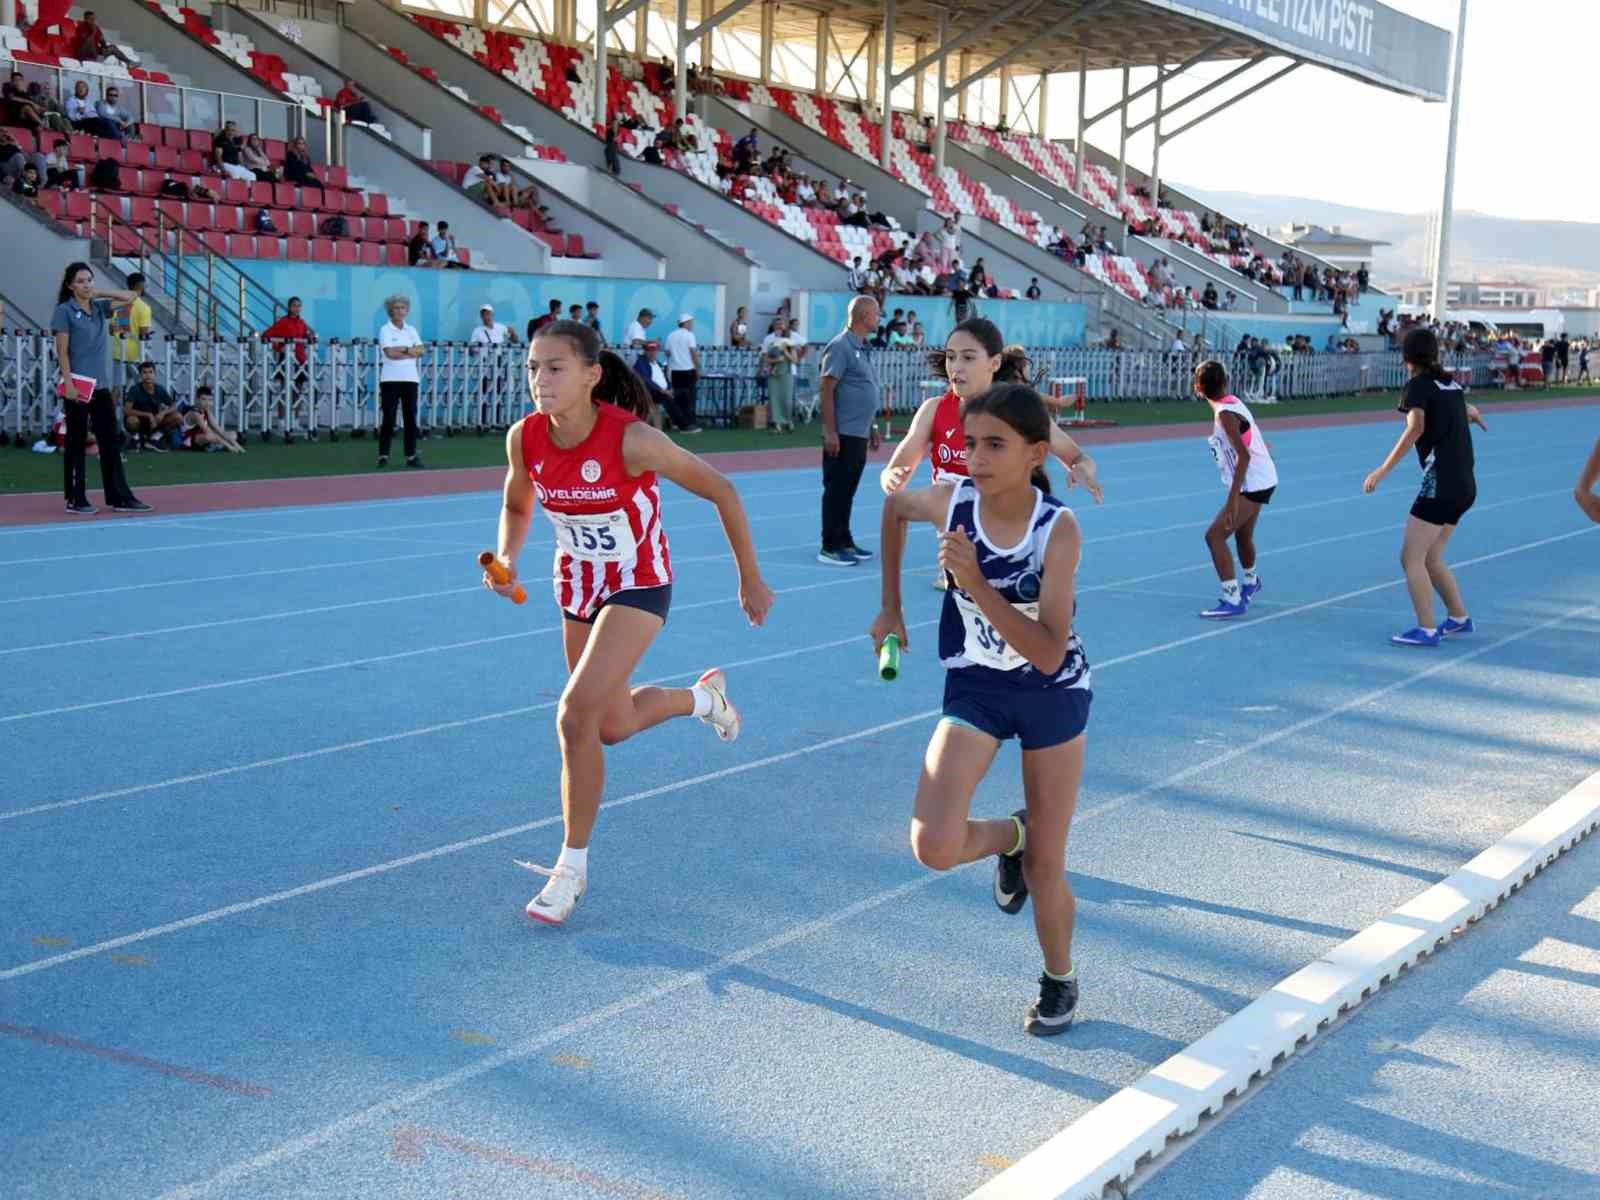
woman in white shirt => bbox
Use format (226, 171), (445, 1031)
(377, 294), (426, 468)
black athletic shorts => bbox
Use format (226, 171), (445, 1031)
(1411, 493), (1474, 527)
(1242, 486), (1275, 505)
(563, 584), (673, 625)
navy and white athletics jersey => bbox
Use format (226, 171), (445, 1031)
(937, 478), (1090, 690)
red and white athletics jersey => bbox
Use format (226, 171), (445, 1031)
(928, 389), (969, 484)
(520, 402), (672, 619)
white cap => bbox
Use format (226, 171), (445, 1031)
(679, 313), (694, 324)
(479, 303), (493, 312)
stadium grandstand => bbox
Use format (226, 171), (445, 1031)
(2, 0), (1446, 438)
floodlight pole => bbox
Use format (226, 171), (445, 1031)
(1431, 0), (1469, 323)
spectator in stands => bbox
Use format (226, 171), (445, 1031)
(968, 259), (989, 293)
(377, 294), (425, 468)
(110, 272), (151, 401)
(729, 306), (750, 348)
(71, 11), (136, 68)
(334, 79), (379, 126)
(10, 162), (41, 202)
(624, 307), (653, 347)
(585, 302), (604, 342)
(430, 221), (468, 269)
(817, 295), (881, 565)
(846, 257), (868, 293)
(281, 136), (323, 197)
(733, 128), (758, 171)
(4, 71), (44, 132)
(665, 314), (703, 434)
(41, 138), (80, 189)
(95, 86), (134, 143)
(1025, 278), (1042, 300)
(672, 118), (700, 153)
(632, 339), (676, 419)
(0, 127), (40, 184)
(182, 384), (244, 453)
(240, 134), (279, 182)
(52, 264), (149, 513)
(407, 221), (436, 267)
(531, 298), (562, 337)
(26, 80), (72, 135)
(1202, 281), (1219, 310)
(63, 81), (110, 141)
(469, 302), (515, 346)
(603, 120), (621, 176)
(464, 151), (499, 200)
(1356, 264), (1369, 293)
(123, 361), (181, 451)
(1222, 288), (1238, 312)
(493, 156), (541, 211)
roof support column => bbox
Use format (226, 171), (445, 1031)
(998, 65), (1010, 126)
(1074, 49), (1087, 190)
(1115, 65), (1129, 209)
(673, 0), (688, 121)
(866, 26), (879, 108)
(1149, 61), (1163, 208)
(759, 0), (773, 82)
(1432, 0), (1469, 321)
(635, 0), (648, 58)
(957, 50), (970, 119)
(913, 37), (926, 117)
(593, 1), (608, 127)
(699, 0), (714, 76)
(878, 0), (895, 170)
(933, 8), (948, 172)
(1037, 71), (1048, 138)
(815, 12), (828, 96)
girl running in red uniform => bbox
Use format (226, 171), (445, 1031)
(485, 321), (775, 925)
(879, 318), (1103, 588)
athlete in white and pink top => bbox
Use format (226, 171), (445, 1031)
(484, 320), (775, 926)
(1194, 360), (1279, 619)
(879, 319), (1103, 588)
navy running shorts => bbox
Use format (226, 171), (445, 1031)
(941, 671), (1091, 751)
(564, 584), (673, 626)
(1242, 486), (1275, 505)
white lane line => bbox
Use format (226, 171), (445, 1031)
(7, 530), (1592, 970)
(0, 566), (883, 727)
(969, 760), (1600, 1200)
(135, 607), (1597, 1199)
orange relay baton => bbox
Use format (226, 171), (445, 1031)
(479, 551), (527, 604)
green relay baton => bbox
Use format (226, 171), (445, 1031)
(878, 633), (901, 682)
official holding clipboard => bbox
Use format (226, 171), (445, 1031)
(51, 262), (151, 515)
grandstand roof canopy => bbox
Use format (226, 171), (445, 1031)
(760, 0), (1451, 101)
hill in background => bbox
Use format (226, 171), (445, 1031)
(1181, 189), (1600, 294)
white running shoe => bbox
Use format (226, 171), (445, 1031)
(517, 861), (587, 925)
(695, 668), (741, 742)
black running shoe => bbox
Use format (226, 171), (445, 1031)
(993, 808), (1028, 914)
(1025, 973), (1078, 1037)
(110, 499), (153, 513)
(65, 500), (97, 515)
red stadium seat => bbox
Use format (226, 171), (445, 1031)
(311, 238), (336, 262)
(289, 211), (316, 238)
(228, 235), (256, 258)
(273, 181), (296, 208)
(177, 150), (205, 173)
(137, 123), (159, 145)
(359, 242), (381, 266)
(335, 241), (358, 264)
(161, 126), (187, 148)
(153, 145), (177, 169)
(285, 238), (310, 261)
(342, 191), (365, 216)
(126, 197), (156, 227)
(68, 132), (95, 159)
(249, 181), (274, 206)
(385, 243), (407, 266)
(254, 235), (279, 259)
(110, 225), (144, 254)
(365, 193), (388, 217)
(385, 217), (407, 242)
(64, 191), (92, 221)
(222, 179), (248, 204)
(202, 231), (229, 256)
(156, 197), (185, 227)
(186, 129), (211, 151)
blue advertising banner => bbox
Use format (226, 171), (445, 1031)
(235, 262), (723, 344)
(1142, 0), (1451, 99)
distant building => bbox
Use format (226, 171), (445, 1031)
(1276, 224), (1388, 271)
(1396, 280), (1543, 309)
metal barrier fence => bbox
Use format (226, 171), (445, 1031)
(0, 334), (1499, 439)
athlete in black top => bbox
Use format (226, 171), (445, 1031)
(1363, 328), (1487, 647)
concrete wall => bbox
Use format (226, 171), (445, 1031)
(0, 199), (89, 327)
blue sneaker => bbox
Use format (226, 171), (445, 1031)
(1439, 616), (1474, 637)
(1390, 626), (1442, 647)
(815, 549), (859, 567)
(1242, 576), (1262, 599)
(1199, 597), (1249, 619)
(845, 544), (874, 561)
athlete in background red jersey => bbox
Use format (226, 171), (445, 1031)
(485, 321), (775, 925)
(878, 319), (1103, 588)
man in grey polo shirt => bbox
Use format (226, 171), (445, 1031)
(817, 295), (882, 565)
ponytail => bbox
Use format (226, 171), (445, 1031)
(1030, 466), (1053, 495)
(595, 348), (652, 421)
(996, 343), (1033, 385)
(532, 319), (653, 422)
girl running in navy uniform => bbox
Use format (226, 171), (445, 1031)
(1363, 327), (1488, 647)
(872, 383), (1091, 1036)
(879, 318), (1103, 590)
(1193, 361), (1278, 618)
(485, 321), (775, 924)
